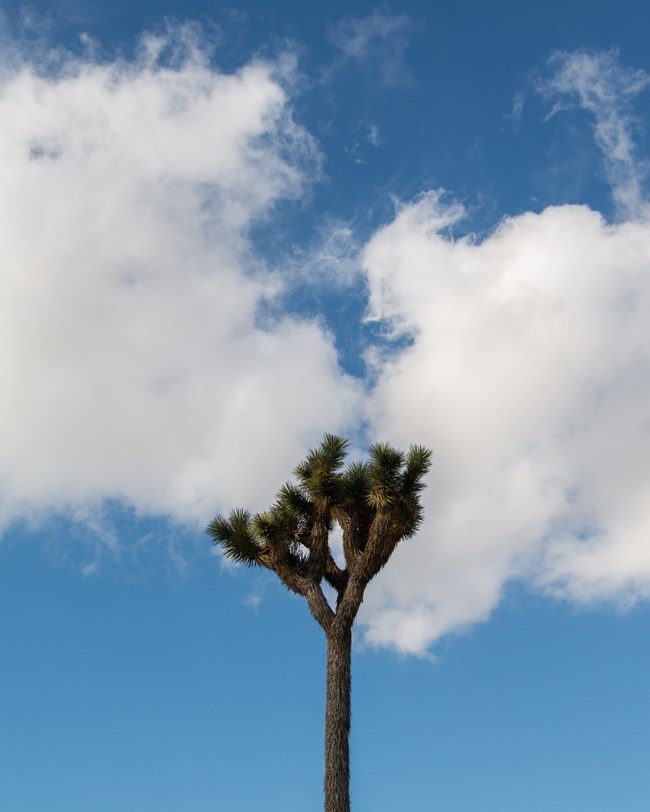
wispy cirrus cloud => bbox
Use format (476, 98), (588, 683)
(328, 8), (415, 86)
(540, 49), (650, 218)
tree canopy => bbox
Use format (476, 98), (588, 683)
(208, 434), (432, 633)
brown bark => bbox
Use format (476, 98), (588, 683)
(324, 625), (352, 812)
(305, 582), (335, 632)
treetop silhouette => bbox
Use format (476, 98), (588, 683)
(208, 433), (432, 812)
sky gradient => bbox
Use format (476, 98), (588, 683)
(1, 1), (649, 810)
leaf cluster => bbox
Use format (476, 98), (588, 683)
(207, 434), (432, 624)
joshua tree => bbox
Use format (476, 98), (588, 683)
(207, 434), (432, 812)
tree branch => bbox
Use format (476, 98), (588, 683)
(332, 573), (366, 632)
(308, 517), (330, 581)
(304, 582), (335, 632)
(357, 511), (399, 583)
(324, 552), (348, 595)
(257, 543), (335, 632)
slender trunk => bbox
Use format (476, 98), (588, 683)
(324, 625), (352, 812)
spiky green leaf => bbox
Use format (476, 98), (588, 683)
(206, 508), (260, 567)
(341, 461), (370, 501)
(401, 445), (433, 492)
(294, 434), (349, 504)
(366, 442), (405, 508)
(277, 482), (312, 517)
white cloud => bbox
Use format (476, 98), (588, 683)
(286, 220), (362, 288)
(359, 191), (650, 653)
(243, 591), (263, 611)
(509, 91), (525, 127)
(367, 123), (381, 146)
(0, 28), (361, 532)
(4, 29), (650, 662)
(328, 9), (414, 86)
(540, 49), (650, 218)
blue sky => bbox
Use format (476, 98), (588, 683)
(1, 1), (650, 810)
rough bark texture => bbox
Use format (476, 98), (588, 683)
(325, 625), (352, 812)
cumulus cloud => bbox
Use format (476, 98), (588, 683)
(342, 49), (650, 655)
(541, 49), (650, 218)
(0, 27), (361, 531)
(359, 191), (650, 653)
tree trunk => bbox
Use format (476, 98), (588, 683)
(324, 625), (352, 812)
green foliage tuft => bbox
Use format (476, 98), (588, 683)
(294, 434), (349, 505)
(401, 445), (433, 492)
(207, 508), (261, 567)
(206, 434), (432, 569)
(277, 482), (313, 517)
(367, 442), (405, 508)
(341, 461), (370, 501)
